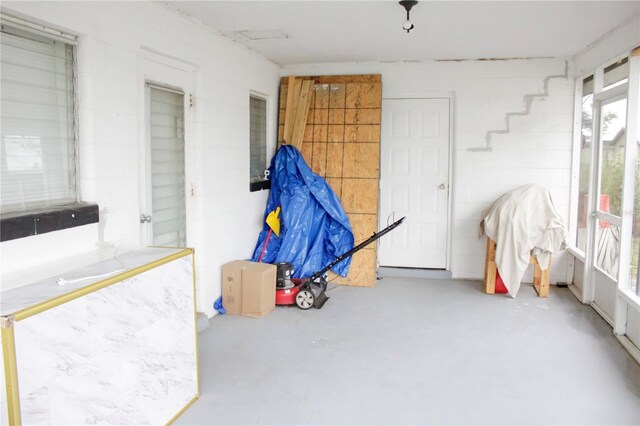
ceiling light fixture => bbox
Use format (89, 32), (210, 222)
(399, 1), (418, 33)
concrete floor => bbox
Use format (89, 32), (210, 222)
(176, 278), (640, 425)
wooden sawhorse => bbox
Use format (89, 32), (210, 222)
(483, 237), (551, 297)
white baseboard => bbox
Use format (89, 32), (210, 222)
(615, 334), (640, 365)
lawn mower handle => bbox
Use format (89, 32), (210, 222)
(308, 216), (406, 282)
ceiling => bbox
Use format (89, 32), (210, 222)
(163, 1), (640, 65)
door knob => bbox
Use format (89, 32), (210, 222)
(140, 214), (152, 223)
(439, 184), (447, 190)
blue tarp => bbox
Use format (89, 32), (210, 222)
(250, 145), (354, 278)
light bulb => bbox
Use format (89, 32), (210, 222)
(402, 20), (414, 32)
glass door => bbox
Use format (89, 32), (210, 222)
(145, 84), (187, 247)
(593, 94), (627, 279)
(587, 87), (628, 320)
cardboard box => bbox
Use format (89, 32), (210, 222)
(221, 260), (276, 318)
(221, 260), (244, 316)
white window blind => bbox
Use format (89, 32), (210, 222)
(149, 85), (186, 247)
(1, 24), (77, 214)
(250, 95), (267, 182)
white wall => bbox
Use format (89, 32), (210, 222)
(573, 14), (640, 78)
(282, 59), (574, 283)
(0, 1), (280, 317)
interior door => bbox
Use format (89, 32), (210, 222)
(379, 98), (450, 268)
(143, 84), (187, 247)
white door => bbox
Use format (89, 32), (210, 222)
(379, 98), (450, 268)
(138, 53), (194, 249)
(144, 84), (187, 247)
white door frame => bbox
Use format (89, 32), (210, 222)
(137, 49), (196, 247)
(381, 91), (455, 270)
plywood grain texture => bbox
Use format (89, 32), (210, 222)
(314, 109), (329, 125)
(303, 125), (314, 143)
(312, 143), (328, 176)
(349, 214), (378, 243)
(341, 179), (379, 214)
(283, 76), (301, 143)
(328, 248), (377, 286)
(345, 109), (381, 124)
(301, 142), (313, 165)
(329, 109), (345, 124)
(280, 75), (382, 84)
(329, 84), (346, 108)
(325, 143), (344, 177)
(326, 177), (342, 199)
(343, 144), (379, 179)
(315, 84), (330, 109)
(328, 125), (344, 143)
(279, 74), (382, 286)
(290, 80), (314, 149)
(344, 125), (381, 143)
(313, 125), (328, 142)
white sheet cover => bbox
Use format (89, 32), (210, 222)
(481, 184), (568, 297)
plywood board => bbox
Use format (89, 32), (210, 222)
(349, 214), (378, 243)
(345, 109), (381, 124)
(280, 75), (382, 84)
(313, 125), (328, 142)
(329, 109), (346, 124)
(290, 80), (314, 149)
(315, 84), (330, 109)
(328, 248), (377, 286)
(326, 177), (342, 198)
(301, 142), (313, 165)
(283, 76), (299, 144)
(303, 125), (314, 143)
(341, 178), (379, 214)
(346, 83), (382, 109)
(343, 144), (380, 179)
(328, 125), (344, 143)
(279, 74), (382, 286)
(344, 125), (381, 143)
(329, 84), (346, 108)
(314, 109), (329, 124)
(312, 142), (328, 176)
(325, 143), (344, 178)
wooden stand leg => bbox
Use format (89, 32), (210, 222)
(532, 256), (551, 298)
(484, 238), (497, 294)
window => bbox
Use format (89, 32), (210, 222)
(1, 22), (77, 214)
(570, 50), (640, 341)
(249, 95), (269, 191)
(632, 145), (639, 295)
(603, 57), (629, 91)
(576, 75), (594, 253)
(0, 18), (96, 243)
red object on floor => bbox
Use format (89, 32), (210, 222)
(495, 270), (508, 294)
(258, 229), (273, 263)
(275, 278), (303, 305)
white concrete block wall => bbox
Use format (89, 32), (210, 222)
(282, 58), (574, 283)
(573, 14), (640, 78)
(0, 1), (280, 317)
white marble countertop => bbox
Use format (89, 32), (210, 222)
(0, 247), (189, 317)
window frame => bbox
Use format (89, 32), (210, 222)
(569, 48), (640, 342)
(0, 14), (97, 242)
(569, 52), (633, 259)
(249, 92), (271, 192)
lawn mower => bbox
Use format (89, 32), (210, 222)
(275, 216), (406, 310)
